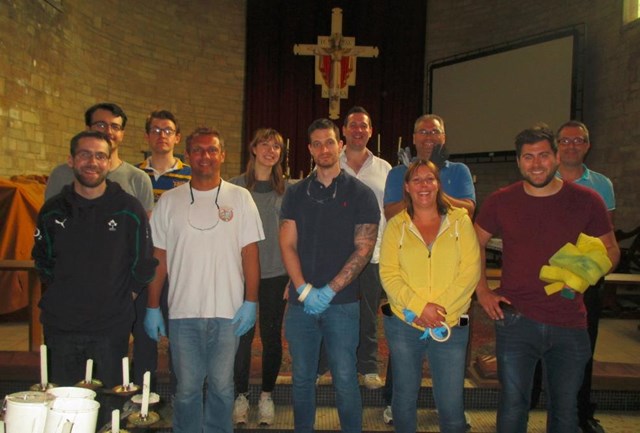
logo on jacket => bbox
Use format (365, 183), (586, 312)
(34, 228), (42, 241)
(54, 218), (67, 229)
(108, 219), (118, 231)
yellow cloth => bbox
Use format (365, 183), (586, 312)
(539, 233), (612, 296)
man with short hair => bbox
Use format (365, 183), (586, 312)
(280, 118), (379, 433)
(133, 110), (191, 390)
(474, 125), (619, 433)
(384, 114), (475, 219)
(339, 106), (391, 389)
(144, 127), (263, 433)
(381, 113), (476, 424)
(32, 130), (157, 422)
(45, 102), (154, 214)
(556, 121), (615, 433)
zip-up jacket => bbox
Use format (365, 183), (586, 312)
(32, 180), (158, 335)
(379, 207), (480, 329)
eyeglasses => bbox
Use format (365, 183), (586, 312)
(187, 181), (222, 231)
(190, 147), (220, 156)
(306, 177), (338, 204)
(91, 121), (124, 132)
(74, 150), (110, 162)
(149, 127), (177, 136)
(415, 129), (443, 136)
(558, 137), (588, 146)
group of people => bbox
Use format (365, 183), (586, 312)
(31, 101), (619, 433)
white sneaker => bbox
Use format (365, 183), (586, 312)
(232, 394), (249, 424)
(258, 396), (275, 425)
(383, 405), (393, 424)
(363, 373), (384, 390)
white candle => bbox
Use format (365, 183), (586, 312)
(84, 359), (93, 383)
(377, 134), (381, 156)
(112, 409), (120, 433)
(397, 136), (402, 152)
(122, 357), (129, 387)
(141, 371), (151, 418)
(40, 344), (48, 387)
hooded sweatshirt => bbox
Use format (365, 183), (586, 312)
(379, 206), (480, 329)
(32, 180), (157, 335)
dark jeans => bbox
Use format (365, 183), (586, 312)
(234, 274), (288, 394)
(531, 280), (604, 422)
(44, 328), (130, 426)
(318, 263), (383, 376)
(132, 280), (176, 393)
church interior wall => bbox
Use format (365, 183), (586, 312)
(425, 0), (640, 232)
(1, 0), (638, 232)
(0, 0), (246, 179)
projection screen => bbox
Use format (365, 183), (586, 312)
(428, 29), (583, 157)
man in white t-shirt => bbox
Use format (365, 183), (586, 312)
(144, 127), (264, 433)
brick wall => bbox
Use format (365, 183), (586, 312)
(425, 0), (640, 232)
(0, 0), (246, 179)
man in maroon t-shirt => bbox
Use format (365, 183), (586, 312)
(473, 125), (619, 433)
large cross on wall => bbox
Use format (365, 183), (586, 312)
(293, 8), (379, 119)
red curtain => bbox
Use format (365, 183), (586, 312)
(244, 0), (427, 177)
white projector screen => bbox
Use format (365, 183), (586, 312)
(429, 32), (579, 156)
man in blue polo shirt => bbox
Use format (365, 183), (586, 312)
(280, 118), (379, 433)
(549, 120), (614, 433)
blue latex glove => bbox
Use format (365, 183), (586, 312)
(232, 301), (257, 336)
(403, 308), (417, 323)
(144, 307), (166, 342)
(303, 285), (336, 315)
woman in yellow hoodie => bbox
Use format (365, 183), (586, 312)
(379, 159), (481, 433)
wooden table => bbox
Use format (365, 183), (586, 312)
(0, 259), (41, 351)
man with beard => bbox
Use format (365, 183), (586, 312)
(380, 113), (476, 425)
(45, 102), (154, 214)
(280, 118), (379, 433)
(32, 130), (157, 419)
(473, 125), (619, 433)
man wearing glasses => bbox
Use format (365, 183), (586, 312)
(45, 102), (154, 214)
(380, 113), (476, 425)
(144, 127), (263, 433)
(530, 121), (615, 433)
(279, 118), (379, 433)
(384, 114), (475, 220)
(33, 130), (157, 424)
(132, 110), (191, 393)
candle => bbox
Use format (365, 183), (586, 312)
(397, 136), (402, 152)
(141, 371), (151, 418)
(40, 344), (48, 387)
(377, 134), (381, 156)
(112, 409), (120, 433)
(85, 359), (93, 384)
(122, 357), (129, 387)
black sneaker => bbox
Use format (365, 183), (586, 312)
(580, 417), (605, 433)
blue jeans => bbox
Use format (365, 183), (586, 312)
(285, 302), (362, 433)
(169, 318), (238, 433)
(384, 314), (469, 433)
(495, 310), (590, 433)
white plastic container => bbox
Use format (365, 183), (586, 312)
(3, 391), (52, 433)
(44, 397), (99, 433)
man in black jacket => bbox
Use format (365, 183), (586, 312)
(32, 130), (157, 389)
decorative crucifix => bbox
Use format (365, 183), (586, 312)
(294, 8), (379, 119)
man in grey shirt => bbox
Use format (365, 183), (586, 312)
(45, 102), (154, 213)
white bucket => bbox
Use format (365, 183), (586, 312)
(46, 387), (96, 400)
(44, 398), (99, 433)
(3, 391), (52, 433)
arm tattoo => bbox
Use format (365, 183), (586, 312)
(330, 223), (378, 292)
